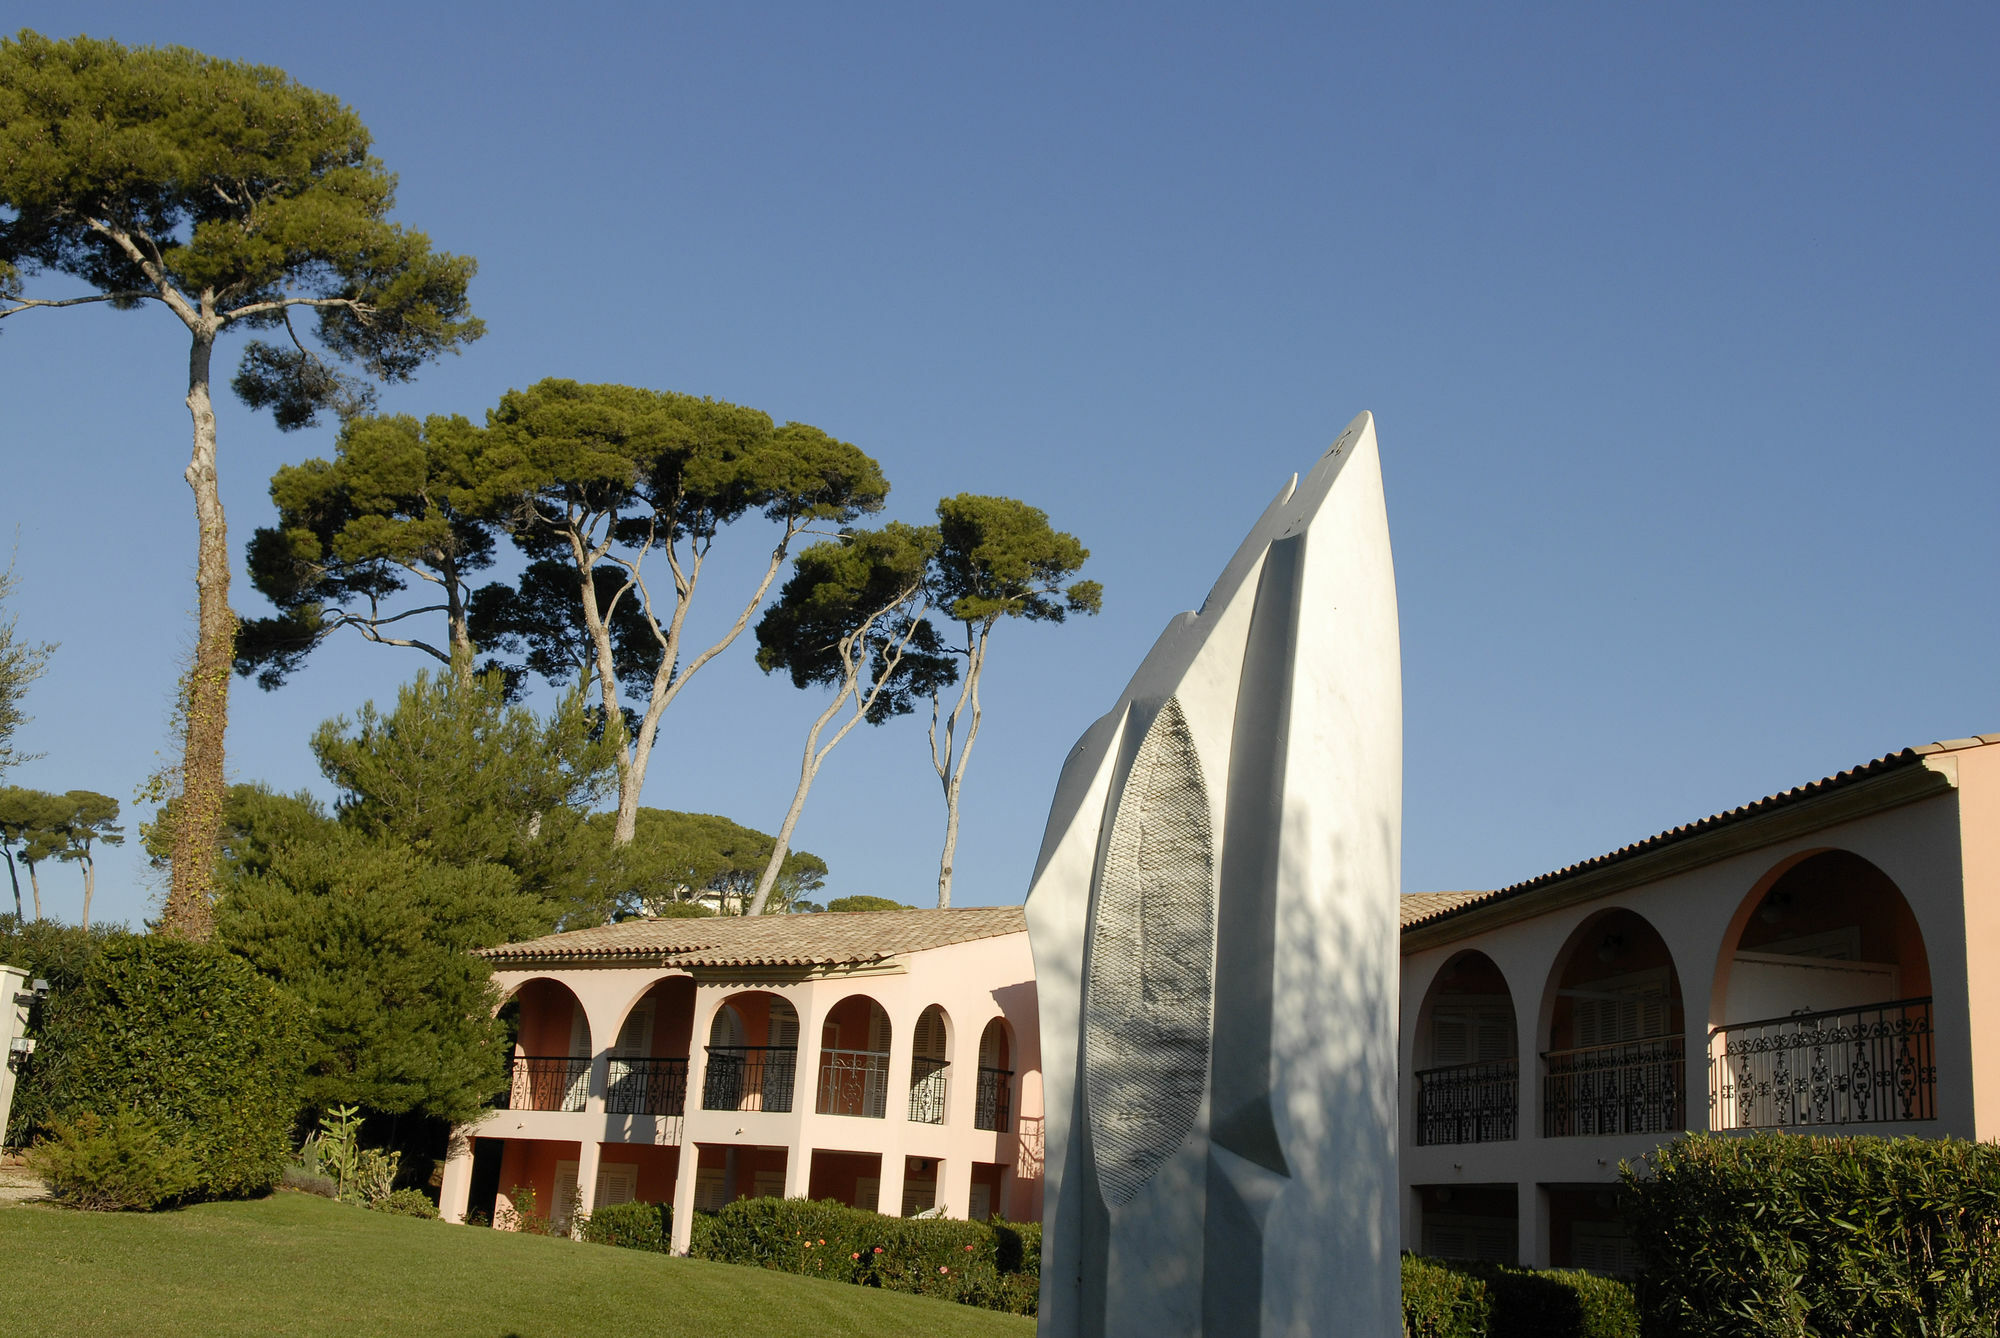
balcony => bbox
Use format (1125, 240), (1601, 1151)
(1710, 997), (1935, 1130)
(702, 1045), (797, 1113)
(500, 1055), (590, 1113)
(974, 1066), (1012, 1132)
(1543, 1036), (1686, 1137)
(909, 1058), (949, 1124)
(606, 1056), (689, 1117)
(1416, 1059), (1518, 1146)
(817, 1047), (890, 1118)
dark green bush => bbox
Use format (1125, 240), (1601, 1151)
(689, 1197), (1040, 1315)
(0, 916), (127, 1147)
(1402, 1254), (1490, 1338)
(373, 1187), (439, 1218)
(580, 1199), (669, 1252)
(1623, 1132), (2000, 1338)
(28, 1109), (199, 1211)
(280, 1164), (338, 1198)
(32, 934), (308, 1199)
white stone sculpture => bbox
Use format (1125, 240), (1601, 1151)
(1026, 411), (1402, 1337)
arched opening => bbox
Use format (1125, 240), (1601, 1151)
(496, 977), (592, 1113)
(606, 976), (698, 1117)
(701, 991), (800, 1113)
(975, 1018), (1014, 1132)
(1711, 850), (1937, 1128)
(1542, 909), (1686, 1137)
(909, 1004), (951, 1124)
(817, 995), (891, 1118)
(1413, 951), (1518, 1145)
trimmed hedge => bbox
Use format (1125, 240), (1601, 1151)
(1623, 1132), (2000, 1337)
(688, 1197), (1041, 1315)
(18, 932), (308, 1199)
(1402, 1255), (1636, 1338)
(580, 1199), (669, 1252)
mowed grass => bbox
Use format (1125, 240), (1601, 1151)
(0, 1191), (1036, 1338)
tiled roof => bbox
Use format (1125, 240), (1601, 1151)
(1400, 735), (1997, 935)
(481, 905), (1027, 967)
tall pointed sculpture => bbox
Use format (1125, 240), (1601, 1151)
(1026, 412), (1402, 1337)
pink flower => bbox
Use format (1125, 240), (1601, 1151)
(873, 1247), (884, 1254)
(939, 1265), (950, 1274)
(818, 1239), (826, 1245)
(851, 1252), (860, 1260)
(964, 1244), (975, 1252)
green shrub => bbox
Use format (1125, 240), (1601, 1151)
(580, 1199), (669, 1252)
(373, 1187), (440, 1218)
(280, 1164), (338, 1198)
(28, 1109), (199, 1211)
(0, 917), (128, 1148)
(1402, 1254), (1490, 1338)
(688, 1197), (1040, 1315)
(1623, 1132), (2000, 1338)
(39, 935), (309, 1199)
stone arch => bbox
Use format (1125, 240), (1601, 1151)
(816, 994), (892, 1118)
(700, 990), (800, 1113)
(908, 1004), (952, 1124)
(975, 1016), (1015, 1131)
(494, 976), (591, 1113)
(1539, 907), (1686, 1137)
(604, 975), (699, 1116)
(1411, 950), (1518, 1145)
(1709, 849), (1937, 1129)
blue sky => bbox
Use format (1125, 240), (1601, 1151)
(3, 5), (1995, 930)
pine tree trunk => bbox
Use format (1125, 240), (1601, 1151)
(935, 629), (989, 910)
(81, 853), (93, 931)
(163, 328), (227, 941)
(28, 863), (41, 921)
(3, 850), (19, 921)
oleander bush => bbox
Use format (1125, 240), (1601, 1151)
(1623, 1132), (2000, 1337)
(689, 1197), (1042, 1315)
(1401, 1255), (1635, 1338)
(373, 1187), (440, 1218)
(580, 1199), (669, 1252)
(28, 1108), (199, 1211)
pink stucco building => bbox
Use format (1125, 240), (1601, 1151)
(438, 906), (1041, 1254)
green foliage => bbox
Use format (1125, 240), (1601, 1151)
(614, 809), (828, 916)
(0, 915), (124, 1143)
(690, 1196), (1041, 1316)
(310, 668), (621, 921)
(825, 896), (913, 913)
(373, 1188), (440, 1219)
(579, 1199), (670, 1252)
(31, 934), (308, 1198)
(1624, 1131), (2000, 1337)
(280, 1163), (339, 1198)
(0, 556), (54, 782)
(0, 30), (482, 416)
(238, 414), (500, 688)
(930, 494), (1101, 629)
(218, 831), (523, 1125)
(1402, 1255), (1491, 1338)
(29, 1108), (199, 1211)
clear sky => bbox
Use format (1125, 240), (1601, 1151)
(3, 4), (1995, 931)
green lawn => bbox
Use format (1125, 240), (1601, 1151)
(0, 1191), (1036, 1337)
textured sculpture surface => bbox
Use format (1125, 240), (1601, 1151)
(1026, 412), (1403, 1337)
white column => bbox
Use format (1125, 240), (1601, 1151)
(783, 1138), (811, 1198)
(669, 1142), (701, 1255)
(1518, 1181), (1550, 1269)
(576, 1139), (603, 1224)
(940, 1156), (974, 1221)
(438, 1130), (474, 1224)
(876, 1150), (906, 1217)
(0, 965), (29, 1152)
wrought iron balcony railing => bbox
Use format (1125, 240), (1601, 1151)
(975, 1065), (1013, 1132)
(817, 1047), (891, 1118)
(1416, 1059), (1519, 1145)
(702, 1045), (798, 1113)
(500, 1055), (591, 1113)
(1543, 1035), (1685, 1138)
(1710, 996), (1935, 1130)
(909, 1057), (950, 1124)
(606, 1056), (689, 1117)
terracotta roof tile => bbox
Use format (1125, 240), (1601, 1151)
(1399, 734), (1997, 934)
(481, 905), (1027, 967)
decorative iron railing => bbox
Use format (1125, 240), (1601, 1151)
(1416, 1059), (1519, 1145)
(500, 1055), (591, 1113)
(909, 1057), (950, 1124)
(1710, 997), (1934, 1130)
(702, 1045), (797, 1113)
(1543, 1035), (1685, 1137)
(606, 1056), (689, 1117)
(817, 1047), (891, 1118)
(975, 1066), (1013, 1132)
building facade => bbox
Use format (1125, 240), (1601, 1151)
(438, 907), (1043, 1254)
(1399, 735), (2000, 1272)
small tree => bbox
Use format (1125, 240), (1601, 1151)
(0, 785), (64, 920)
(49, 790), (123, 929)
(0, 556), (54, 782)
(237, 414), (499, 688)
(0, 31), (482, 937)
(615, 809), (829, 916)
(475, 380), (889, 844)
(926, 495), (1101, 908)
(746, 523), (955, 916)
